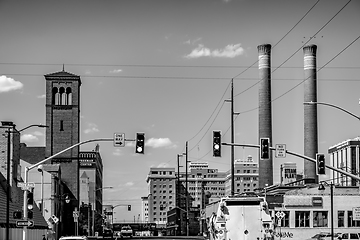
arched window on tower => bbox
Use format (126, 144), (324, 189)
(66, 87), (72, 105)
(59, 87), (66, 105)
(52, 87), (58, 105)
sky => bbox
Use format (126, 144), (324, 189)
(0, 0), (359, 222)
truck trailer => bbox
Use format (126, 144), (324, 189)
(207, 195), (274, 240)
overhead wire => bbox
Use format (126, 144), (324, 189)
(233, 0), (351, 98)
(237, 34), (360, 115)
(183, 0), (322, 156)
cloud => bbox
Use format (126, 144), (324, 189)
(0, 76), (23, 93)
(109, 69), (122, 73)
(21, 134), (39, 143)
(33, 131), (45, 136)
(184, 37), (202, 45)
(84, 123), (99, 134)
(113, 149), (123, 156)
(146, 138), (177, 149)
(37, 94), (46, 99)
(157, 162), (171, 168)
(125, 182), (134, 187)
(185, 43), (245, 58)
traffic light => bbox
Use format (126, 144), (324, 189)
(316, 153), (326, 175)
(13, 210), (22, 219)
(260, 138), (270, 160)
(28, 210), (33, 219)
(135, 133), (145, 154)
(128, 205), (131, 211)
(213, 131), (221, 157)
(27, 190), (34, 210)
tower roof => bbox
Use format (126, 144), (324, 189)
(44, 70), (81, 84)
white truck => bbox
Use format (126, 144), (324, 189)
(207, 195), (274, 240)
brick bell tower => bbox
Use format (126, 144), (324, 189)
(45, 68), (81, 236)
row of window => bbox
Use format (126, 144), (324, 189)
(151, 171), (173, 175)
(153, 184), (173, 188)
(276, 210), (360, 228)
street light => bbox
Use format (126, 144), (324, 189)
(304, 101), (360, 121)
(93, 186), (113, 236)
(1, 121), (48, 240)
(37, 165), (44, 215)
(318, 181), (334, 240)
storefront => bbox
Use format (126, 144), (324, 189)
(273, 185), (360, 240)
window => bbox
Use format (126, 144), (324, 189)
(338, 211), (345, 227)
(60, 120), (64, 131)
(313, 211), (328, 227)
(348, 211), (360, 227)
(295, 211), (310, 227)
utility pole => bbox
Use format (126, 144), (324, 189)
(225, 79), (238, 196)
(185, 141), (189, 236)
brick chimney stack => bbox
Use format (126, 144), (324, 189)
(258, 44), (273, 188)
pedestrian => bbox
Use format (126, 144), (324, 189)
(42, 235), (46, 240)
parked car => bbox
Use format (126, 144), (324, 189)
(337, 233), (360, 239)
(307, 232), (340, 240)
(103, 228), (114, 239)
(120, 225), (133, 238)
(59, 237), (88, 240)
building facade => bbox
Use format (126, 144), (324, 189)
(146, 168), (176, 227)
(225, 156), (259, 195)
(328, 137), (360, 186)
(273, 185), (360, 240)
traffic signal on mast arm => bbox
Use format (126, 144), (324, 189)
(27, 190), (34, 210)
(260, 138), (270, 160)
(135, 133), (145, 154)
(213, 131), (221, 157)
(128, 205), (131, 211)
(316, 153), (326, 175)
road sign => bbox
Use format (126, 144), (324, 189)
(51, 215), (59, 224)
(276, 211), (285, 219)
(114, 133), (125, 147)
(17, 182), (35, 191)
(275, 144), (286, 158)
(16, 220), (34, 227)
(353, 207), (360, 221)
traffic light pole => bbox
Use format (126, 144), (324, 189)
(222, 142), (360, 182)
(22, 138), (113, 240)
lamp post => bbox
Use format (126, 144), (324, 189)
(93, 186), (112, 236)
(37, 165), (44, 215)
(2, 121), (48, 240)
(304, 101), (360, 121)
(318, 181), (334, 240)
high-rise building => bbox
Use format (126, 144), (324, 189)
(146, 168), (176, 227)
(328, 137), (360, 186)
(225, 156), (259, 195)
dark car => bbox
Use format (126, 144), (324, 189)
(103, 228), (114, 239)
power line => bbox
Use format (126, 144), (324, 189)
(237, 35), (360, 115)
(233, 0), (352, 98)
(1, 62), (358, 69)
(231, 0), (321, 80)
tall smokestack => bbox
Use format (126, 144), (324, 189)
(258, 44), (273, 188)
(303, 44), (318, 183)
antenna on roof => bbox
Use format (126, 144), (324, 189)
(62, 64), (65, 71)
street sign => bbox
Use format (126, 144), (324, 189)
(275, 144), (286, 158)
(276, 211), (285, 219)
(17, 182), (35, 191)
(114, 133), (125, 147)
(353, 207), (360, 221)
(73, 210), (79, 218)
(16, 220), (34, 227)
(51, 215), (59, 224)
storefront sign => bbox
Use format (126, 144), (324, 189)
(312, 197), (323, 207)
